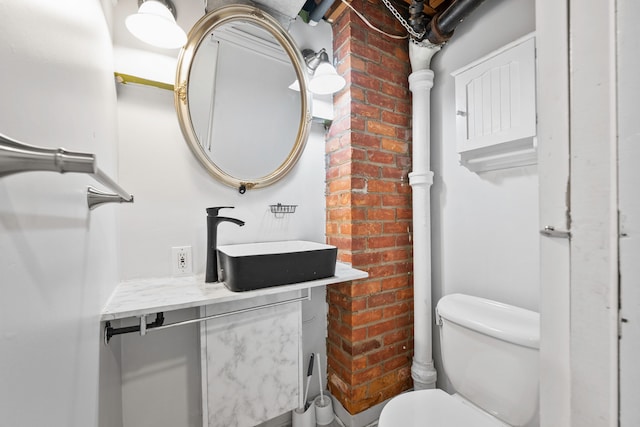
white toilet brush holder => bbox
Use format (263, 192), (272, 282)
(314, 394), (334, 425)
(292, 403), (316, 427)
(314, 353), (334, 425)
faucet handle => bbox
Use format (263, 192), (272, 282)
(206, 206), (234, 217)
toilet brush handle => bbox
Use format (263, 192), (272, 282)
(303, 353), (315, 410)
(317, 353), (324, 404)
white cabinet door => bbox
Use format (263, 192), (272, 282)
(201, 294), (301, 427)
(452, 34), (536, 172)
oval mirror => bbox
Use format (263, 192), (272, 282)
(175, 5), (312, 193)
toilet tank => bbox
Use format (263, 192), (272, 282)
(436, 294), (539, 426)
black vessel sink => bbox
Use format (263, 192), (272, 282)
(216, 240), (337, 292)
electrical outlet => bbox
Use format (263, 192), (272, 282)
(171, 246), (192, 276)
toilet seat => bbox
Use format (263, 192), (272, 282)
(378, 389), (508, 427)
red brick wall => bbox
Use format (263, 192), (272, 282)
(325, 0), (414, 415)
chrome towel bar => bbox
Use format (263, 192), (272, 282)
(103, 291), (311, 344)
(0, 132), (133, 209)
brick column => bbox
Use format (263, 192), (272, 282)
(325, 0), (414, 415)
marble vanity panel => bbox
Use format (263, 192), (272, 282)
(201, 292), (301, 427)
(101, 263), (368, 321)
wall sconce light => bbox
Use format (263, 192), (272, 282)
(126, 0), (187, 49)
(290, 48), (346, 95)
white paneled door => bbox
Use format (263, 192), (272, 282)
(618, 0), (640, 425)
(538, 0), (621, 426)
(569, 0), (619, 425)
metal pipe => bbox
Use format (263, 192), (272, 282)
(104, 312), (165, 343)
(405, 0), (488, 393)
(408, 42), (440, 389)
(425, 0), (487, 44)
(408, 0), (426, 36)
(309, 0), (336, 26)
(437, 0), (486, 33)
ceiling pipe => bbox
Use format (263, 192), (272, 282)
(408, 0), (427, 36)
(423, 0), (487, 44)
(309, 0), (336, 26)
(407, 0), (487, 391)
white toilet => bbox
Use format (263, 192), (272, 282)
(379, 293), (539, 427)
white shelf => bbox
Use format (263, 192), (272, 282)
(101, 262), (367, 321)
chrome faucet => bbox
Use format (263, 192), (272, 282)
(205, 206), (245, 283)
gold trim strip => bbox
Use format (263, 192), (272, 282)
(114, 72), (175, 91)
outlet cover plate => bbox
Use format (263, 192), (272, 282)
(171, 246), (192, 276)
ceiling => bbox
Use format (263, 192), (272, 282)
(324, 0), (455, 24)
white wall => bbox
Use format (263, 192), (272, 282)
(116, 86), (328, 279)
(429, 0), (537, 390)
(0, 1), (121, 426)
(114, 83), (329, 427)
(107, 2), (334, 425)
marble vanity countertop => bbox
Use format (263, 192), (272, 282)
(101, 262), (367, 321)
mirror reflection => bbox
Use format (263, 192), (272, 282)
(175, 6), (311, 192)
(189, 21), (300, 180)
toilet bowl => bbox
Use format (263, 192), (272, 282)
(378, 294), (540, 427)
(379, 389), (508, 427)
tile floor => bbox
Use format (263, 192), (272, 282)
(320, 420), (344, 427)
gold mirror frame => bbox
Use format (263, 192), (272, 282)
(174, 5), (312, 193)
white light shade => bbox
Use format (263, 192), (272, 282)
(309, 62), (346, 95)
(288, 79), (300, 91)
(125, 1), (187, 49)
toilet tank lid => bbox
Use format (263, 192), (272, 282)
(436, 294), (540, 349)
